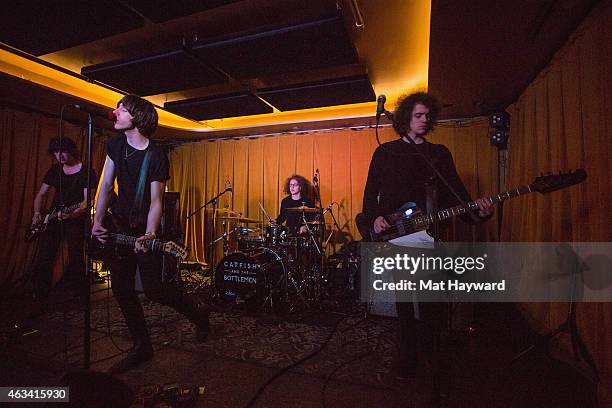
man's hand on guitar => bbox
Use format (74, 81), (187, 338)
(475, 197), (494, 218)
(31, 212), (42, 226)
(92, 220), (109, 244)
(135, 232), (155, 253)
(373, 216), (391, 234)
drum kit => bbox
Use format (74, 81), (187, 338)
(213, 205), (326, 312)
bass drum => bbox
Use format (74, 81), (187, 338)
(215, 250), (283, 305)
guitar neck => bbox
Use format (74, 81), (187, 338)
(415, 184), (533, 227)
(49, 202), (83, 221)
(109, 233), (166, 253)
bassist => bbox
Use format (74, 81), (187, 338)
(361, 92), (493, 392)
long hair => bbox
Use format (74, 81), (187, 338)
(392, 91), (440, 137)
(117, 94), (158, 136)
(283, 174), (312, 200)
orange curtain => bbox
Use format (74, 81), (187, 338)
(502, 1), (612, 400)
(167, 120), (498, 265)
(0, 108), (108, 288)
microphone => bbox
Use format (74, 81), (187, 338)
(69, 104), (116, 121)
(322, 202), (335, 216)
(376, 94), (386, 120)
(226, 180), (233, 199)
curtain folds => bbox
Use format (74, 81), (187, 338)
(167, 120), (498, 265)
(503, 1), (612, 399)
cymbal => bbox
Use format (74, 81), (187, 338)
(220, 216), (261, 223)
(215, 208), (240, 214)
(285, 206), (320, 213)
(303, 220), (323, 225)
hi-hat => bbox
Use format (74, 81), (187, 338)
(285, 206), (320, 213)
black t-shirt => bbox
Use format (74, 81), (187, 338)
(362, 138), (473, 229)
(43, 163), (97, 209)
(106, 134), (169, 227)
(277, 196), (316, 232)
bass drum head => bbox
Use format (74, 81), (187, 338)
(215, 250), (282, 305)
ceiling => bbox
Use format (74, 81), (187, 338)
(0, 0), (601, 140)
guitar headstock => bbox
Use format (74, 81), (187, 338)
(163, 241), (189, 260)
(530, 169), (587, 194)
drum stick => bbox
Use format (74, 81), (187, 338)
(258, 201), (274, 223)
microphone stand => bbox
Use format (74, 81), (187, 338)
(312, 173), (325, 248)
(186, 188), (231, 289)
(312, 173), (325, 304)
(83, 113), (94, 369)
(323, 203), (342, 249)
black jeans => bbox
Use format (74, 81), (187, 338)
(107, 251), (206, 348)
(31, 218), (85, 299)
(396, 301), (450, 369)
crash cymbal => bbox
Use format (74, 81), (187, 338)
(285, 206), (320, 213)
(220, 216), (261, 223)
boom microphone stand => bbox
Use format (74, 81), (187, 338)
(186, 187), (231, 291)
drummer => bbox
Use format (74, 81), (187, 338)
(273, 174), (316, 234)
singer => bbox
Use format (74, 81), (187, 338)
(273, 174), (316, 234)
(92, 94), (211, 375)
(360, 92), (493, 388)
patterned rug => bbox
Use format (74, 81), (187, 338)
(45, 295), (399, 388)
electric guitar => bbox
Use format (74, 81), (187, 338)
(25, 201), (86, 242)
(357, 169), (587, 242)
(91, 212), (188, 260)
(94, 232), (188, 260)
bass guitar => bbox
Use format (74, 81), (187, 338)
(357, 169), (587, 243)
(25, 201), (86, 242)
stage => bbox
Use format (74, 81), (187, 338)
(0, 273), (598, 408)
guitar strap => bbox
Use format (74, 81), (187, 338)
(129, 149), (152, 230)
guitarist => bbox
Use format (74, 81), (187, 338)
(361, 92), (493, 389)
(30, 136), (97, 305)
(92, 94), (210, 375)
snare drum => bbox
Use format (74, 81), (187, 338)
(265, 224), (288, 247)
(215, 250), (284, 305)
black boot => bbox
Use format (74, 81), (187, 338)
(107, 340), (153, 375)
